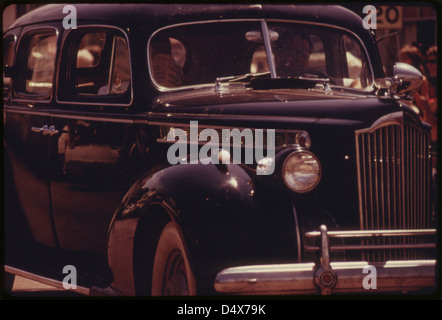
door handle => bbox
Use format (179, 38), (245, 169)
(31, 125), (48, 133)
(44, 125), (59, 136)
(31, 125), (59, 136)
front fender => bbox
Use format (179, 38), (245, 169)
(107, 161), (299, 295)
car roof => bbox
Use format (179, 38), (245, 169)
(8, 4), (366, 33)
(6, 4), (383, 78)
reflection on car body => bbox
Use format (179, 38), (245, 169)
(3, 3), (437, 297)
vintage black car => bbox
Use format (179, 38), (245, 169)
(3, 3), (437, 296)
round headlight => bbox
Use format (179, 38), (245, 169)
(282, 150), (321, 193)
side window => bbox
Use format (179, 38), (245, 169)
(59, 28), (131, 102)
(14, 29), (57, 97)
(3, 35), (15, 95)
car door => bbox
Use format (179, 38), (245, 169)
(49, 26), (136, 255)
(4, 26), (60, 248)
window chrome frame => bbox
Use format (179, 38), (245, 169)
(11, 26), (59, 104)
(55, 24), (134, 107)
(2, 32), (18, 100)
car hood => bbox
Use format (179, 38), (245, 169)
(150, 88), (411, 129)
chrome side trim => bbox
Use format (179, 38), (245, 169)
(148, 113), (320, 123)
(155, 122), (310, 150)
(4, 106), (145, 124)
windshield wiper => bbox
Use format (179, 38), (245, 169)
(214, 72), (331, 92)
(248, 76), (330, 90)
(214, 72), (271, 92)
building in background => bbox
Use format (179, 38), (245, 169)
(3, 4), (43, 32)
(344, 4), (437, 54)
(401, 5), (437, 53)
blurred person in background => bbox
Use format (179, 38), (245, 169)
(425, 46), (437, 136)
(424, 46), (437, 170)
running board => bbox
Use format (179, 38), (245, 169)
(4, 265), (119, 296)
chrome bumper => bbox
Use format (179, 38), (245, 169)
(214, 226), (437, 295)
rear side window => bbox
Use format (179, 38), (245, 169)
(14, 29), (57, 98)
(58, 27), (131, 104)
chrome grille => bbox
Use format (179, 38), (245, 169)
(355, 112), (433, 261)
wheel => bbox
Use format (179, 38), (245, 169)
(151, 222), (197, 296)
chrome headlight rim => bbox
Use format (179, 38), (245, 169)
(282, 149), (321, 193)
(294, 131), (311, 149)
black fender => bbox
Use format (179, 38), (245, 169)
(107, 160), (299, 295)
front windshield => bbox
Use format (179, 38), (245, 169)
(148, 20), (372, 90)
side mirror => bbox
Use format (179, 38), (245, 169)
(390, 62), (423, 98)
